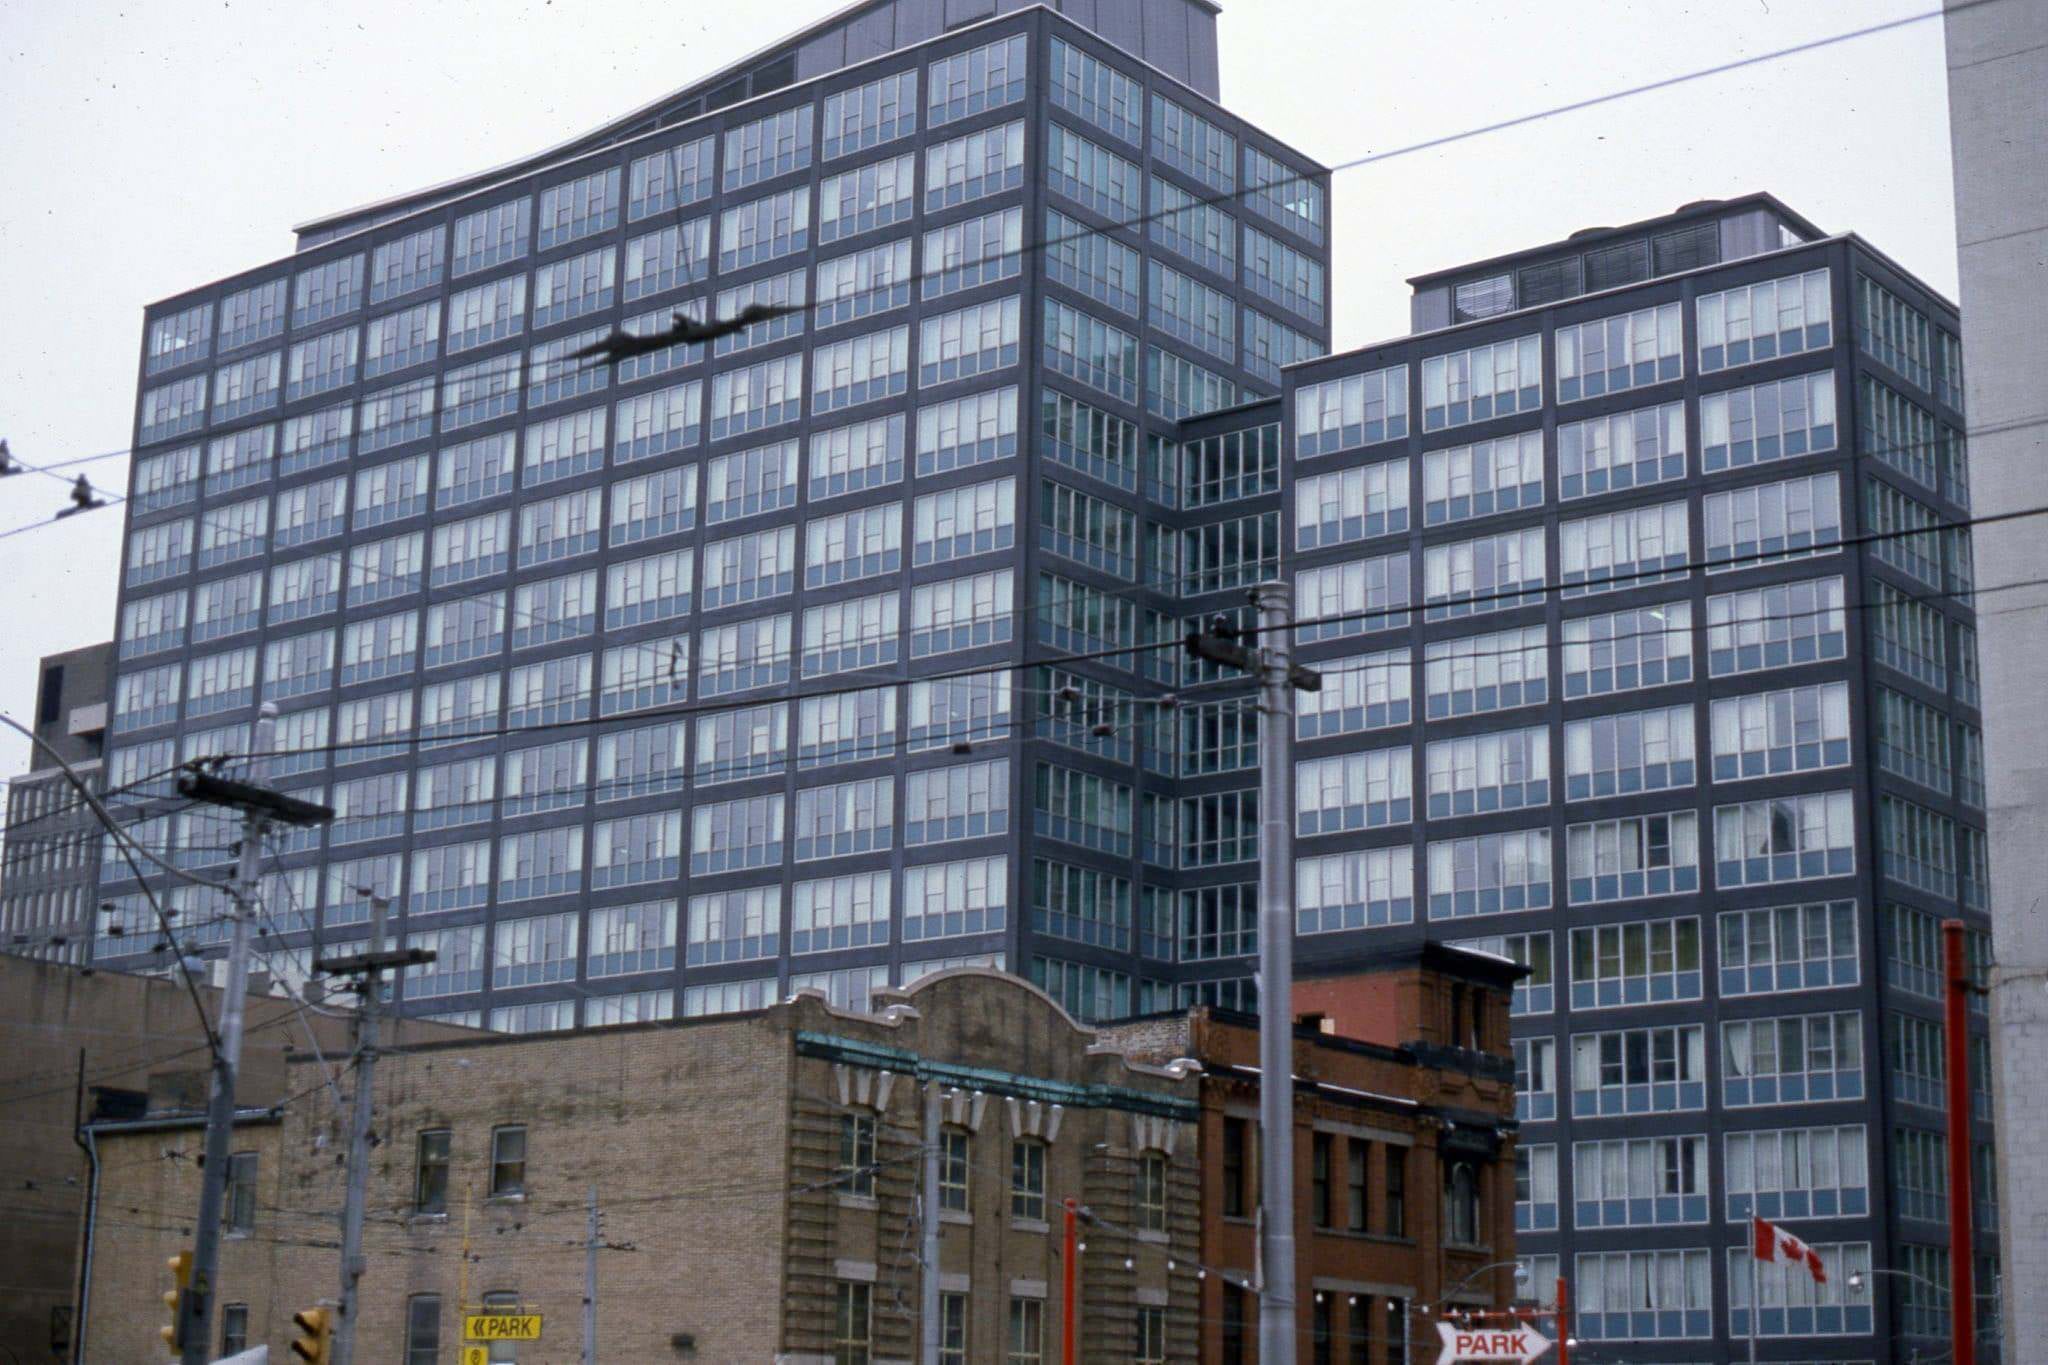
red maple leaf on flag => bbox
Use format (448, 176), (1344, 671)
(1752, 1215), (1827, 1284)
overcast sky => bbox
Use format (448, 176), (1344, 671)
(0, 0), (1956, 776)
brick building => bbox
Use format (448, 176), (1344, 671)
(1104, 941), (1524, 1364)
(0, 955), (468, 1365)
(77, 967), (1202, 1363)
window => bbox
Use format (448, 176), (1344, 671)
(839, 1110), (877, 1197)
(488, 1125), (527, 1197)
(517, 487), (602, 568)
(1720, 901), (1858, 996)
(903, 855), (1006, 943)
(820, 152), (916, 245)
(1726, 1124), (1869, 1223)
(1048, 36), (1139, 143)
(1570, 1024), (1707, 1116)
(1298, 461), (1409, 552)
(812, 239), (908, 332)
(1559, 401), (1687, 499)
(1279, 847), (1413, 936)
(1295, 748), (1413, 835)
(1575, 1249), (1713, 1340)
(1861, 374), (1941, 489)
(1245, 143), (1324, 242)
(1425, 727), (1547, 818)
(1569, 918), (1701, 1009)
(1151, 176), (1235, 282)
(1562, 601), (1692, 698)
(1555, 302), (1682, 402)
(1714, 791), (1855, 888)
(1010, 1138), (1046, 1220)
(224, 1150), (258, 1233)
(1703, 472), (1842, 571)
(1043, 299), (1138, 403)
(415, 1129), (451, 1213)
(822, 67), (916, 161)
(1422, 335), (1540, 431)
(928, 33), (1026, 125)
(1563, 703), (1695, 800)
(793, 777), (893, 861)
(834, 1281), (872, 1365)
(921, 1125), (970, 1216)
(1296, 553), (1412, 641)
(1423, 526), (1545, 619)
(1311, 1131), (1335, 1228)
(404, 1295), (441, 1365)
(126, 518), (194, 587)
(1702, 372), (1838, 472)
(1385, 1144), (1407, 1235)
(200, 496), (268, 569)
(1444, 1159), (1481, 1245)
(806, 503), (902, 587)
(1565, 811), (1697, 905)
(1514, 1037), (1558, 1121)
(1722, 1011), (1864, 1106)
(1422, 626), (1546, 723)
(1296, 365), (1409, 458)
(1711, 681), (1851, 782)
(790, 875), (888, 949)
(1698, 267), (1832, 372)
(1007, 1296), (1044, 1365)
(1560, 500), (1688, 595)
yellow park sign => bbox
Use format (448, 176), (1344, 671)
(464, 1313), (542, 1341)
(460, 1349), (488, 1365)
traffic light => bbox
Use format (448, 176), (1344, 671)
(289, 1306), (332, 1363)
(160, 1251), (193, 1350)
(1184, 613), (1254, 672)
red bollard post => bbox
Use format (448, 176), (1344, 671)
(1553, 1276), (1569, 1365)
(1943, 919), (1977, 1365)
(1062, 1197), (1079, 1365)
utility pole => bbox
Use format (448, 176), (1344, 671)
(317, 893), (433, 1365)
(1186, 584), (1319, 1365)
(582, 1185), (600, 1365)
(921, 1083), (942, 1363)
(174, 704), (334, 1365)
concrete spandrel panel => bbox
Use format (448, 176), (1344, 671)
(944, 0), (999, 28)
(846, 4), (901, 64)
(1095, 0), (1144, 62)
(1183, 3), (1219, 100)
(897, 0), (946, 47)
(1058, 0), (1101, 28)
(1141, 0), (1192, 88)
(797, 27), (849, 80)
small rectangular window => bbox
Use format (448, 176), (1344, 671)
(225, 1151), (258, 1232)
(490, 1125), (527, 1197)
(415, 1129), (451, 1213)
(1010, 1138), (1046, 1220)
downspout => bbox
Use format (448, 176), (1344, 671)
(71, 1053), (99, 1365)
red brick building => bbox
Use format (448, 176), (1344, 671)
(1103, 943), (1524, 1364)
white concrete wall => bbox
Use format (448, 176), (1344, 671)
(1944, 1), (2048, 1355)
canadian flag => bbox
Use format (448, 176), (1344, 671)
(1752, 1215), (1827, 1284)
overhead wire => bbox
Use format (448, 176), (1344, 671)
(0, 0), (1989, 549)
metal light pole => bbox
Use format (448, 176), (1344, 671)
(1943, 919), (1978, 1365)
(1254, 580), (1299, 1364)
(1184, 584), (1320, 1365)
(921, 1083), (942, 1363)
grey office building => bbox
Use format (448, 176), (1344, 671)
(1, 643), (111, 966)
(1185, 194), (1989, 1362)
(95, 0), (1331, 1031)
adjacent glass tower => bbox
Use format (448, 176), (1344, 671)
(1247, 194), (1991, 1364)
(96, 2), (1331, 1031)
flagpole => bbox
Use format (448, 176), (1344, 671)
(1748, 1228), (1760, 1365)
